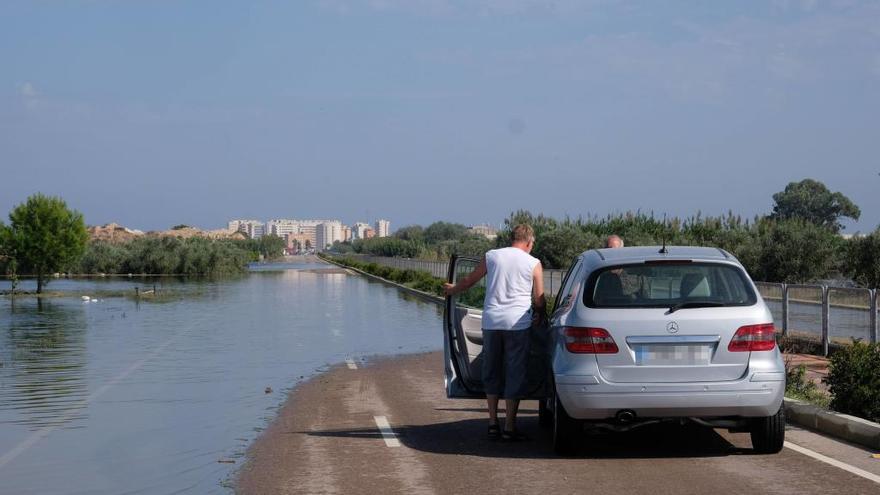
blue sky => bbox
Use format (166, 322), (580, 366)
(1, 0), (878, 232)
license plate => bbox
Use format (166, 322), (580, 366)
(634, 344), (711, 366)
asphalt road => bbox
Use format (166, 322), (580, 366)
(236, 351), (880, 495)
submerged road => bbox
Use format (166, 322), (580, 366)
(236, 351), (880, 495)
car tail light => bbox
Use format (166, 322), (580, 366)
(728, 323), (777, 352)
(563, 327), (618, 354)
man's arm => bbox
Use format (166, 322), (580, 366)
(532, 262), (546, 317)
(443, 257), (487, 296)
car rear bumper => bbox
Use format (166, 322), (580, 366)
(555, 372), (784, 420)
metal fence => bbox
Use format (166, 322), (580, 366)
(339, 255), (880, 353)
(755, 282), (879, 355)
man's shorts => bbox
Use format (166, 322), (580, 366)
(481, 329), (531, 399)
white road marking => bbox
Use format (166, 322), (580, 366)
(0, 319), (201, 470)
(345, 358), (358, 370)
(374, 415), (401, 447)
(784, 441), (880, 484)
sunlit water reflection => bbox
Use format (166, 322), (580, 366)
(0, 262), (443, 494)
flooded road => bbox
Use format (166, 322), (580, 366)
(0, 262), (443, 494)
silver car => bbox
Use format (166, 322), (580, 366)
(444, 246), (785, 455)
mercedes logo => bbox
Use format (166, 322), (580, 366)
(666, 321), (679, 334)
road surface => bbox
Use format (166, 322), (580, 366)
(236, 351), (880, 495)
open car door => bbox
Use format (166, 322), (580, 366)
(443, 255), (550, 400)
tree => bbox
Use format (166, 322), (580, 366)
(253, 235), (285, 260)
(535, 225), (600, 269)
(0, 221), (18, 293)
(770, 179), (860, 232)
(0, 221), (9, 269)
(845, 231), (880, 289)
(6, 194), (89, 293)
(393, 225), (425, 242)
(423, 222), (469, 244)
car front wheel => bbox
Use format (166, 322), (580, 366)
(538, 397), (552, 428)
(750, 406), (785, 454)
(553, 392), (580, 455)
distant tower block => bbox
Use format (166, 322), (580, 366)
(375, 219), (390, 237)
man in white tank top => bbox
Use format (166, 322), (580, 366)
(444, 224), (545, 440)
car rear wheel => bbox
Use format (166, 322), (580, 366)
(553, 393), (580, 455)
(750, 406), (785, 454)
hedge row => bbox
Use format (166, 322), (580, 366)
(325, 255), (447, 298)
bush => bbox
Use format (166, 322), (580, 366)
(825, 341), (880, 422)
(411, 276), (444, 296)
(328, 255), (448, 297)
(397, 269), (420, 284)
(70, 237), (262, 275)
(752, 218), (842, 283)
(784, 361), (829, 408)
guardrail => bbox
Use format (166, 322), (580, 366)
(338, 255), (879, 354)
(755, 282), (878, 355)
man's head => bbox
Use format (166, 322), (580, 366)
(511, 224), (535, 253)
(606, 235), (624, 249)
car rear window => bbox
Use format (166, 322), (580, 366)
(583, 262), (757, 308)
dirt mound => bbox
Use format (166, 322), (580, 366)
(88, 223), (144, 243)
(89, 224), (247, 243)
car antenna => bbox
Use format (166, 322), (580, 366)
(659, 217), (668, 254)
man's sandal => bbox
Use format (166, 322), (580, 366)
(487, 424), (501, 440)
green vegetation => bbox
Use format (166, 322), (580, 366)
(71, 235), (285, 276)
(784, 361), (830, 408)
(825, 341), (880, 423)
(493, 209), (854, 283)
(0, 198), (287, 280)
(337, 179), (869, 286)
(323, 254), (447, 298)
(1, 194), (88, 293)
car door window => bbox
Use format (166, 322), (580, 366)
(552, 258), (582, 316)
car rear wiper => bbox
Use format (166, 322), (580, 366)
(665, 301), (726, 314)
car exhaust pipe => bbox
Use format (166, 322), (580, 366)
(616, 410), (636, 424)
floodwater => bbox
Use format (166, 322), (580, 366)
(0, 261), (443, 494)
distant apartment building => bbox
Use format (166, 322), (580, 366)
(262, 219), (337, 247)
(374, 219), (390, 238)
(468, 224), (498, 240)
(228, 219), (257, 233)
(353, 222), (371, 240)
(228, 219), (265, 239)
(342, 225), (352, 242)
(247, 222), (265, 239)
(315, 221), (344, 252)
(267, 219), (303, 237)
